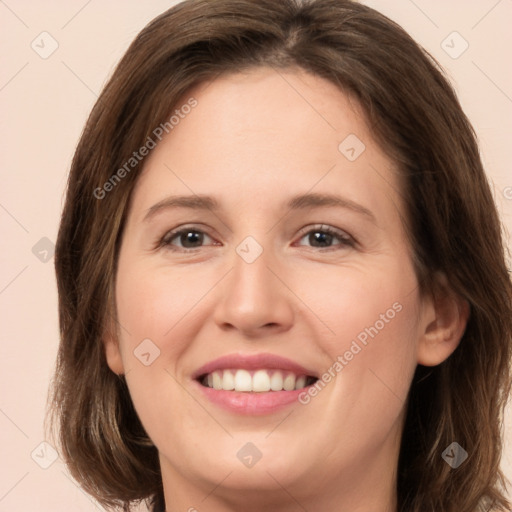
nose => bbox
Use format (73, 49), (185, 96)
(213, 243), (295, 337)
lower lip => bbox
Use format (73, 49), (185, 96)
(193, 380), (308, 415)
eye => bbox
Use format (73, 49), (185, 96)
(160, 226), (217, 251)
(158, 224), (355, 253)
(295, 224), (355, 250)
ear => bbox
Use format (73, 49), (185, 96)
(417, 273), (470, 367)
(102, 320), (125, 375)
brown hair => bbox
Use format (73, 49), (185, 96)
(47, 0), (512, 510)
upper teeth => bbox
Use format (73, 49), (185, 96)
(203, 369), (309, 392)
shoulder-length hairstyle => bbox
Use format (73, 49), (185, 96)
(47, 0), (512, 511)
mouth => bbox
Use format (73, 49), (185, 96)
(192, 353), (320, 414)
(197, 369), (318, 392)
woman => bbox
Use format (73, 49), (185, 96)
(47, 0), (512, 511)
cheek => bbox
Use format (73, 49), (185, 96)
(113, 262), (208, 451)
(300, 256), (421, 420)
(115, 262), (216, 360)
(296, 256), (420, 358)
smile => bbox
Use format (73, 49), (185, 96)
(199, 369), (317, 392)
(192, 353), (320, 414)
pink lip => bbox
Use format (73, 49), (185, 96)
(191, 353), (318, 415)
(191, 352), (318, 380)
(193, 382), (309, 415)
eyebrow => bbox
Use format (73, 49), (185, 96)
(143, 192), (376, 223)
(144, 195), (219, 221)
(287, 192), (376, 222)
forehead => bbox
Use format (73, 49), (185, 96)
(129, 66), (402, 223)
(152, 66), (374, 166)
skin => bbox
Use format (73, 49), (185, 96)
(104, 66), (469, 512)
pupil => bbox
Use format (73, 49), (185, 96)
(182, 231), (202, 247)
(311, 232), (332, 247)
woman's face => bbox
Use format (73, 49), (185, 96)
(106, 67), (440, 509)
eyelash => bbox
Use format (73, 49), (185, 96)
(158, 224), (355, 253)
